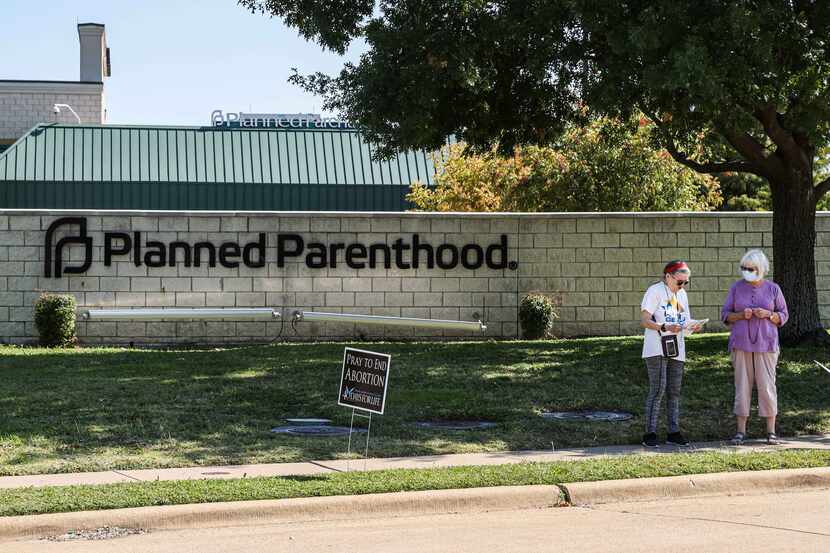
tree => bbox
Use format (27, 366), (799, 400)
(718, 173), (772, 211)
(720, 147), (830, 211)
(409, 116), (722, 212)
(243, 1), (830, 343)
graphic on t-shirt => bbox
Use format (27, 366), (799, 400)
(662, 296), (686, 328)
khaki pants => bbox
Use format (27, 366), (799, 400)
(732, 349), (779, 417)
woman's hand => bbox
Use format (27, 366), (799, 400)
(666, 323), (682, 333)
(770, 312), (781, 325)
(743, 308), (753, 320)
(753, 308), (772, 319)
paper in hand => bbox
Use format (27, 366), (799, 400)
(683, 318), (709, 337)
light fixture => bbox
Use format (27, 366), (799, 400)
(53, 103), (82, 124)
(81, 308), (280, 321)
(78, 308), (486, 332)
(293, 311), (486, 332)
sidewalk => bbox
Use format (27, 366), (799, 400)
(1, 434), (828, 490)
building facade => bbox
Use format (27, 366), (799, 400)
(0, 24), (110, 153)
(0, 22), (435, 211)
(1, 209), (825, 345)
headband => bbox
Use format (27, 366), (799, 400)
(663, 260), (689, 275)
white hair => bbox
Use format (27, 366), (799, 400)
(741, 249), (770, 278)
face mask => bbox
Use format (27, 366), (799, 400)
(742, 270), (761, 282)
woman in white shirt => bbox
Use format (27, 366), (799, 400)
(639, 260), (701, 448)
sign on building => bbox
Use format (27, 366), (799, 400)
(338, 348), (391, 415)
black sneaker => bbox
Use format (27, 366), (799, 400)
(642, 433), (659, 447)
(666, 432), (690, 447)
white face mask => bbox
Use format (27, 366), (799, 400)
(742, 270), (761, 282)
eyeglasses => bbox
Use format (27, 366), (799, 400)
(670, 274), (690, 286)
(740, 266), (757, 273)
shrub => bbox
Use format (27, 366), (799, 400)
(519, 293), (557, 339)
(34, 294), (77, 347)
(407, 114), (723, 213)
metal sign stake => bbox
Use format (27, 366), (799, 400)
(339, 347), (389, 472)
(346, 408), (373, 472)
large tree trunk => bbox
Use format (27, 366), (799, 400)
(770, 175), (827, 344)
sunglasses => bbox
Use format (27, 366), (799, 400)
(740, 266), (757, 273)
(670, 274), (690, 286)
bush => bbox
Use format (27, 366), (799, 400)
(519, 294), (557, 339)
(34, 294), (77, 347)
(407, 114), (723, 213)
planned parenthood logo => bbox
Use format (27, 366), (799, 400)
(44, 217), (93, 278)
(42, 216), (519, 278)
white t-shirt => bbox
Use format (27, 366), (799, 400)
(641, 282), (691, 362)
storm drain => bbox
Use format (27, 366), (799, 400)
(284, 418), (333, 426)
(541, 410), (634, 422)
(413, 421), (498, 430)
(271, 425), (362, 436)
(42, 527), (147, 542)
(271, 418), (365, 436)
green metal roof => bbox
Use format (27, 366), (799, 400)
(0, 124), (436, 211)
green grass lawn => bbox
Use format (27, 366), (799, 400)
(1, 334), (828, 476)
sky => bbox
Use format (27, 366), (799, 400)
(0, 0), (365, 125)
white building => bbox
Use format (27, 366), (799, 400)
(0, 23), (111, 152)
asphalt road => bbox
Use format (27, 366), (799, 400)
(3, 489), (829, 553)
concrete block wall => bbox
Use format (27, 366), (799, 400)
(0, 82), (104, 142)
(1, 210), (829, 345)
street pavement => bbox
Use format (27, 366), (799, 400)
(3, 488), (828, 552)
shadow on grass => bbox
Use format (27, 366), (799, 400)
(1, 335), (828, 474)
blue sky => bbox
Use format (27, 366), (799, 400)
(0, 1), (364, 125)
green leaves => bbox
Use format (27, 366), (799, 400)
(33, 294), (77, 348)
(519, 294), (557, 340)
(238, 0), (374, 54)
(407, 115), (723, 212)
(251, 1), (829, 183)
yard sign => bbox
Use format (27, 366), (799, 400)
(338, 347), (391, 415)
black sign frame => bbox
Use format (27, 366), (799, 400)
(338, 347), (391, 415)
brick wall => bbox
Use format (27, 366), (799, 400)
(0, 82), (104, 141)
(1, 210), (828, 345)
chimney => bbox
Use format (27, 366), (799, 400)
(77, 23), (111, 82)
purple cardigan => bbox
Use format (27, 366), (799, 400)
(720, 280), (789, 352)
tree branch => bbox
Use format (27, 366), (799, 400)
(664, 141), (758, 174)
(816, 176), (830, 200)
(642, 111), (763, 176)
(753, 103), (810, 169)
(718, 128), (768, 165)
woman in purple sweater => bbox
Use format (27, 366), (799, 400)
(720, 249), (789, 445)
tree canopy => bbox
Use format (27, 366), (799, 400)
(245, 0), (830, 341)
(245, 2), (829, 178)
(408, 116), (722, 212)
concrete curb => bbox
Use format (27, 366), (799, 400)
(0, 485), (564, 541)
(562, 466), (830, 506)
(2, 467), (829, 542)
